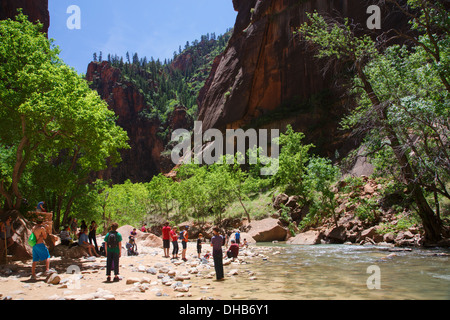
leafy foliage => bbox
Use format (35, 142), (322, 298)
(0, 12), (129, 221)
(297, 0), (449, 241)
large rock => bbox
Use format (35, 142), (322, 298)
(53, 245), (89, 259)
(0, 0), (50, 35)
(358, 226), (384, 243)
(325, 225), (348, 244)
(287, 230), (322, 245)
(140, 233), (163, 248)
(228, 232), (256, 245)
(117, 225), (162, 248)
(197, 0), (408, 155)
(273, 193), (289, 209)
(247, 218), (287, 242)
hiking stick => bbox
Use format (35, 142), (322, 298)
(3, 229), (7, 264)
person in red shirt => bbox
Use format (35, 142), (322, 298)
(162, 222), (171, 258)
(226, 239), (240, 261)
(181, 226), (189, 261)
(170, 226), (179, 259)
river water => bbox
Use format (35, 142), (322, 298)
(215, 244), (450, 300)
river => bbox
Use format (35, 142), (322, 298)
(214, 244), (450, 300)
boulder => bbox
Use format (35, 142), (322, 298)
(53, 244), (89, 259)
(285, 196), (299, 209)
(360, 227), (377, 240)
(273, 193), (289, 210)
(117, 225), (146, 241)
(383, 232), (396, 243)
(140, 233), (163, 248)
(358, 226), (383, 243)
(287, 230), (322, 245)
(325, 226), (347, 244)
(228, 232), (256, 245)
(247, 218), (287, 242)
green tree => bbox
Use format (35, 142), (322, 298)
(147, 173), (174, 219)
(305, 157), (340, 227)
(297, 2), (447, 242)
(0, 13), (129, 215)
(273, 125), (314, 203)
(103, 180), (151, 227)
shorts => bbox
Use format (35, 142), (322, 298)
(197, 246), (202, 254)
(163, 239), (170, 248)
(182, 241), (187, 250)
(32, 243), (50, 262)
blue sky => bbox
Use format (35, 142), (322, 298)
(48, 0), (237, 74)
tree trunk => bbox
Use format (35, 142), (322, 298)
(238, 195), (251, 223)
(357, 65), (442, 243)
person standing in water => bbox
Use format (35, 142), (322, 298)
(211, 227), (225, 281)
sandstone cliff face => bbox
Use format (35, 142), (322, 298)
(86, 61), (165, 183)
(0, 0), (50, 34)
(86, 61), (195, 183)
(197, 0), (404, 157)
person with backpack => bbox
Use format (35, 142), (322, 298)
(30, 217), (51, 280)
(104, 222), (122, 282)
(180, 226), (189, 261)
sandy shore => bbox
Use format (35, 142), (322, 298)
(0, 241), (283, 301)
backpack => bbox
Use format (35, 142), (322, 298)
(179, 231), (184, 241)
(107, 231), (119, 249)
(28, 233), (37, 247)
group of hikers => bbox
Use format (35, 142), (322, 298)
(161, 222), (248, 281)
(27, 216), (123, 282)
(1, 208), (249, 282)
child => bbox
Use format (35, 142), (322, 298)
(126, 236), (138, 256)
(197, 233), (203, 259)
(130, 228), (137, 238)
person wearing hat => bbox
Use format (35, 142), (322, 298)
(181, 225), (189, 261)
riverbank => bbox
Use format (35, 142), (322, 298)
(1, 240), (449, 300)
(0, 242), (283, 300)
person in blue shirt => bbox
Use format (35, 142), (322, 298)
(78, 228), (99, 257)
(235, 230), (241, 245)
(36, 201), (46, 212)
